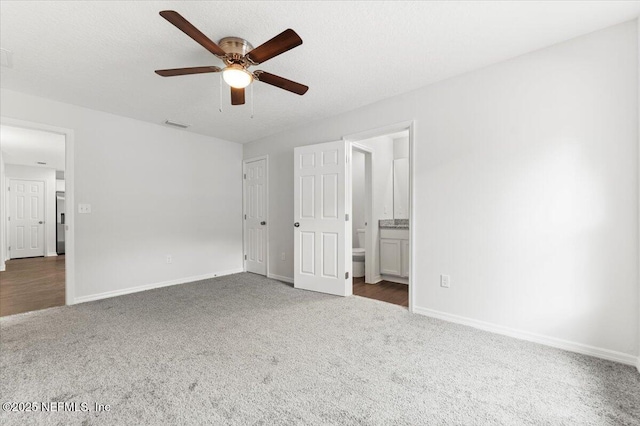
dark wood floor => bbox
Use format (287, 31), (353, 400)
(353, 277), (408, 307)
(0, 255), (65, 317)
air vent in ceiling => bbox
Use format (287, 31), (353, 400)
(164, 119), (190, 129)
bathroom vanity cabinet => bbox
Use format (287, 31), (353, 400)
(379, 228), (409, 278)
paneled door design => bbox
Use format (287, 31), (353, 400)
(244, 158), (267, 275)
(294, 141), (350, 296)
(9, 179), (45, 259)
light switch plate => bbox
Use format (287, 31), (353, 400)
(78, 204), (91, 214)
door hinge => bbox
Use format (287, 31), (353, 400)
(345, 272), (349, 279)
(244, 173), (246, 179)
(244, 214), (247, 220)
(244, 255), (247, 260)
(345, 214), (349, 221)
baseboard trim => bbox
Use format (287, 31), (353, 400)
(413, 306), (637, 366)
(381, 274), (408, 285)
(46, 252), (58, 257)
(267, 273), (294, 284)
(368, 275), (383, 284)
(0, 262), (4, 272)
(74, 268), (244, 304)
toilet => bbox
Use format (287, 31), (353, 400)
(352, 229), (366, 278)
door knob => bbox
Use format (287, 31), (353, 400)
(39, 221), (44, 224)
(294, 222), (300, 227)
(260, 221), (266, 225)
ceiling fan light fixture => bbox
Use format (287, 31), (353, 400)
(222, 65), (253, 89)
(155, 11), (308, 105)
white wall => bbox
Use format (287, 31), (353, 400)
(1, 88), (243, 301)
(244, 21), (639, 360)
(351, 150), (365, 246)
(637, 16), (640, 372)
(5, 164), (57, 256)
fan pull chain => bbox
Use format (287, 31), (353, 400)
(250, 83), (254, 119)
(219, 75), (223, 113)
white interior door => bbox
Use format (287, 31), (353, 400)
(294, 140), (351, 296)
(9, 179), (45, 259)
(244, 158), (267, 275)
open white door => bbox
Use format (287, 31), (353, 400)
(294, 140), (351, 296)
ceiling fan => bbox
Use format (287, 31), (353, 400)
(155, 10), (309, 105)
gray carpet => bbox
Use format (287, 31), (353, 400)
(1, 273), (638, 425)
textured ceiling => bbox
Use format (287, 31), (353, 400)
(1, 1), (639, 143)
(1, 125), (66, 171)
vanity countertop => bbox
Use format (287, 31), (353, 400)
(379, 219), (409, 229)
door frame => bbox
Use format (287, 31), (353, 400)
(242, 155), (269, 276)
(349, 142), (375, 284)
(1, 116), (76, 306)
(7, 178), (47, 259)
(344, 120), (416, 312)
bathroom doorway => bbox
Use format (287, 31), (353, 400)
(347, 123), (413, 310)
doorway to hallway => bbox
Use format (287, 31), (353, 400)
(0, 119), (75, 316)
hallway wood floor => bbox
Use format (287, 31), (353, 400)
(353, 277), (408, 307)
(0, 255), (65, 317)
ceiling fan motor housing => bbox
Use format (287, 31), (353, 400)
(218, 37), (254, 65)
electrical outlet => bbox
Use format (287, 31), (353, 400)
(78, 203), (91, 214)
(166, 255), (172, 264)
(281, 252), (286, 261)
(440, 274), (450, 288)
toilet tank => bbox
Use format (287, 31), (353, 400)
(356, 229), (366, 248)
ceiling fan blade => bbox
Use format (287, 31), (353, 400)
(255, 71), (308, 95)
(231, 87), (245, 105)
(155, 66), (221, 77)
(246, 29), (302, 64)
(159, 10), (226, 57)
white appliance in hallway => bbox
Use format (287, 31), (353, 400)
(293, 140), (350, 296)
(56, 191), (65, 254)
(244, 158), (267, 275)
(8, 179), (45, 258)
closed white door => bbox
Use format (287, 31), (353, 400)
(9, 179), (45, 259)
(244, 158), (267, 275)
(294, 140), (350, 296)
